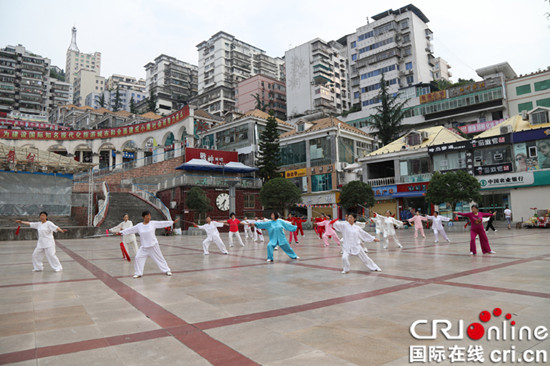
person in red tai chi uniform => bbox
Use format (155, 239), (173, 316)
(455, 204), (496, 255)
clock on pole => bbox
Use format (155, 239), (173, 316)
(216, 193), (230, 211)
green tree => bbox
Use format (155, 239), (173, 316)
(147, 89), (158, 113)
(339, 181), (375, 213)
(186, 187), (212, 221)
(259, 177), (302, 212)
(253, 93), (265, 111)
(129, 97), (137, 114)
(370, 73), (408, 146)
(425, 171), (481, 212)
(256, 110), (281, 182)
(98, 93), (106, 108)
(113, 87), (121, 112)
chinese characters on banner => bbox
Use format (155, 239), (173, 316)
(0, 106), (189, 140)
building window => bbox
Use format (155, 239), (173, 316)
(518, 101), (533, 113)
(309, 137), (332, 166)
(311, 173), (332, 192)
(338, 137), (354, 163)
(406, 75), (414, 84)
(536, 98), (550, 108)
(405, 62), (413, 70)
(351, 54), (357, 61)
(280, 141), (306, 166)
(534, 79), (550, 91)
(515, 84), (531, 96)
(531, 110), (549, 125)
(351, 41), (356, 48)
(244, 194), (255, 208)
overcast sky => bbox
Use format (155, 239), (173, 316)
(1, 0), (549, 82)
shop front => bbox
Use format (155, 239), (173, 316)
(394, 182), (431, 218)
(371, 184), (398, 218)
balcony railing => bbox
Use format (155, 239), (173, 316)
(157, 175), (262, 191)
(367, 177), (395, 187)
(400, 173), (432, 183)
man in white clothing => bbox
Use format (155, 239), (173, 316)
(194, 216), (229, 255)
(426, 211), (451, 243)
(333, 213), (381, 274)
(120, 210), (177, 278)
(504, 206), (512, 229)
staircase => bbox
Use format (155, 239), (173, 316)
(100, 192), (168, 232)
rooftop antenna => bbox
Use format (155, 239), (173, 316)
(366, 16), (370, 25)
(69, 26), (80, 52)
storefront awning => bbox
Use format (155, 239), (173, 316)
(392, 192), (426, 198)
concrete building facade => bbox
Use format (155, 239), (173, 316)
(65, 27), (101, 87)
(505, 67), (550, 115)
(0, 44), (53, 119)
(236, 74), (286, 120)
(285, 38), (350, 118)
(144, 54), (198, 114)
(194, 31), (284, 117)
(344, 5), (436, 117)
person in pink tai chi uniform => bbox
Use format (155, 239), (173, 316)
(455, 204), (496, 255)
(407, 211), (427, 238)
(315, 215), (341, 247)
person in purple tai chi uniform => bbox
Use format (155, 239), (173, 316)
(455, 204), (496, 255)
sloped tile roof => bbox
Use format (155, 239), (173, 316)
(366, 126), (466, 157)
(475, 113), (550, 138)
(280, 116), (370, 138)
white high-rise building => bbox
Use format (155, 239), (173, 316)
(193, 31), (284, 116)
(285, 38), (350, 118)
(73, 69), (105, 107)
(344, 4), (435, 116)
(65, 27), (101, 86)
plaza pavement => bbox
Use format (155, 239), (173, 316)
(1, 227), (549, 365)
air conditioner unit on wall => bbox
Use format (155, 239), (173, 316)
(421, 131), (429, 140)
(521, 110), (528, 120)
(500, 125), (513, 134)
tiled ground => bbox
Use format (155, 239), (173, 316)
(0, 227), (549, 365)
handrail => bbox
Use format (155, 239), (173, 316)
(93, 181), (109, 227)
(132, 183), (172, 223)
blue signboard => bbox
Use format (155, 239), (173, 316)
(372, 185), (397, 197)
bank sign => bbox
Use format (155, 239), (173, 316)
(477, 171), (534, 189)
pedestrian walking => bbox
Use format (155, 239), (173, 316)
(504, 206), (512, 229)
(485, 210), (497, 232)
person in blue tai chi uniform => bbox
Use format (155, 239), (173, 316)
(253, 212), (300, 262)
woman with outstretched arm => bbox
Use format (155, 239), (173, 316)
(16, 211), (67, 272)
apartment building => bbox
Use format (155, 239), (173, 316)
(505, 67), (550, 115)
(65, 27), (101, 98)
(0, 44), (51, 117)
(236, 74), (286, 120)
(344, 5), (435, 117)
(193, 31), (284, 117)
(144, 54), (198, 114)
(285, 38), (350, 118)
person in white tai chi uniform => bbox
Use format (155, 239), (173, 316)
(109, 213), (139, 258)
(426, 211), (451, 243)
(120, 210), (178, 278)
(194, 216), (229, 255)
(16, 211), (67, 272)
(382, 210), (404, 249)
(332, 213), (381, 274)
(242, 216), (254, 239)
